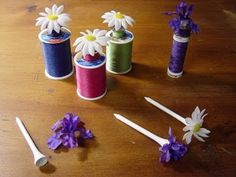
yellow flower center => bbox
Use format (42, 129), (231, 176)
(48, 15), (58, 21)
(115, 12), (124, 19)
(86, 35), (96, 41)
(193, 123), (201, 133)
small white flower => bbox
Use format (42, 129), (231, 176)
(101, 10), (135, 31)
(183, 106), (211, 144)
(73, 29), (108, 57)
(35, 4), (71, 34)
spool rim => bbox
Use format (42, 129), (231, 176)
(38, 27), (71, 44)
(76, 89), (107, 101)
(167, 68), (183, 78)
(74, 53), (106, 69)
(106, 65), (132, 74)
(173, 34), (189, 43)
(106, 30), (134, 44)
(44, 67), (74, 80)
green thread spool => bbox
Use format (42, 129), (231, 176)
(106, 30), (134, 74)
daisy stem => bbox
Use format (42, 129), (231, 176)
(112, 30), (125, 38)
(144, 97), (187, 125)
(114, 114), (169, 146)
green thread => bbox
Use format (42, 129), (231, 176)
(106, 40), (133, 73)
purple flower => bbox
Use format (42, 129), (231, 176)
(164, 1), (199, 34)
(159, 128), (187, 163)
(48, 113), (94, 150)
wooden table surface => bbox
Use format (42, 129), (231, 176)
(0, 0), (236, 177)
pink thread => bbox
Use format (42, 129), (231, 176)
(75, 62), (106, 100)
(84, 53), (99, 62)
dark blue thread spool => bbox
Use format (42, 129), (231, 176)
(167, 34), (189, 78)
(38, 28), (74, 80)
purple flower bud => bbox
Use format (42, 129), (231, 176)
(164, 1), (199, 34)
(48, 113), (94, 150)
(159, 128), (188, 163)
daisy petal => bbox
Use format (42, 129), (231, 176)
(125, 16), (134, 26)
(93, 29), (100, 35)
(52, 4), (57, 15)
(80, 32), (87, 36)
(96, 30), (107, 37)
(86, 29), (92, 35)
(73, 37), (83, 46)
(75, 42), (85, 52)
(183, 132), (189, 140)
(96, 37), (108, 46)
(41, 20), (49, 30)
(93, 42), (103, 54)
(101, 13), (112, 19)
(56, 5), (64, 15)
(115, 19), (122, 31)
(47, 21), (54, 34)
(82, 43), (88, 56)
(88, 43), (95, 56)
(53, 21), (60, 33)
(122, 20), (128, 29)
(192, 106), (200, 120)
(193, 133), (205, 142)
(186, 132), (193, 144)
(39, 12), (47, 17)
(108, 18), (115, 27)
(35, 18), (45, 26)
(183, 125), (190, 132)
(201, 113), (208, 120)
(185, 118), (194, 125)
(45, 7), (51, 14)
(197, 131), (209, 138)
(199, 128), (211, 134)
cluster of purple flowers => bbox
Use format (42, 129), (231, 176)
(164, 1), (199, 34)
(48, 113), (94, 150)
(159, 128), (188, 163)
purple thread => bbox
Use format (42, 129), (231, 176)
(168, 36), (189, 74)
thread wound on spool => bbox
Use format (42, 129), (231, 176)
(168, 34), (189, 77)
(39, 28), (73, 79)
(74, 53), (106, 100)
(106, 30), (133, 74)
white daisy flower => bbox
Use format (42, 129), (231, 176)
(35, 4), (71, 34)
(73, 29), (109, 57)
(101, 10), (135, 31)
(183, 106), (211, 144)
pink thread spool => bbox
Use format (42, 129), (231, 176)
(74, 53), (107, 100)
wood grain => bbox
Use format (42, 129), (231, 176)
(0, 0), (235, 177)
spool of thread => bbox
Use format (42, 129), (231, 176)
(106, 30), (133, 74)
(167, 34), (189, 78)
(38, 27), (74, 80)
(74, 53), (106, 100)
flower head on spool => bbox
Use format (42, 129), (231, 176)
(164, 1), (199, 36)
(73, 29), (109, 61)
(101, 10), (135, 39)
(35, 4), (71, 36)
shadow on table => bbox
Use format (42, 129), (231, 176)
(39, 162), (56, 174)
(77, 138), (99, 162)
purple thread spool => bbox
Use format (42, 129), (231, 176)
(167, 32), (190, 78)
(165, 1), (199, 78)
